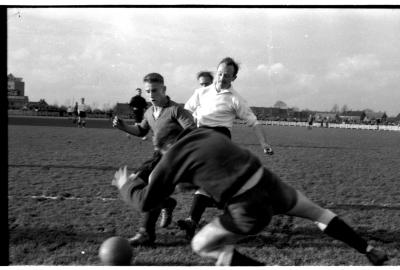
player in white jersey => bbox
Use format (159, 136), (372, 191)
(77, 98), (89, 128)
(178, 57), (274, 239)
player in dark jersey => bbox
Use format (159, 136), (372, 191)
(113, 73), (196, 246)
(128, 88), (148, 140)
(112, 125), (388, 266)
(129, 88), (148, 123)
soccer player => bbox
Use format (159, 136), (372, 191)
(72, 101), (79, 124)
(77, 98), (89, 128)
(308, 114), (315, 130)
(113, 73), (196, 245)
(129, 88), (148, 140)
(179, 57), (274, 239)
(112, 125), (389, 266)
(196, 71), (214, 87)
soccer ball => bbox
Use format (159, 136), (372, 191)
(98, 236), (133, 265)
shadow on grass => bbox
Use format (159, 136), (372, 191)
(9, 226), (115, 247)
(9, 223), (399, 251)
(9, 225), (191, 248)
(238, 226), (400, 249)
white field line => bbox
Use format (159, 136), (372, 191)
(7, 195), (400, 209)
(8, 195), (118, 201)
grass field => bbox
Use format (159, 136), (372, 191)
(8, 119), (400, 265)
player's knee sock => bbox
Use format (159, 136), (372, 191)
(162, 197), (177, 209)
(141, 208), (161, 236)
(230, 249), (264, 266)
(323, 216), (368, 254)
(190, 194), (215, 224)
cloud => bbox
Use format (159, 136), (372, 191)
(326, 54), (381, 80)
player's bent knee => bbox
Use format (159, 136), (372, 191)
(191, 219), (231, 256)
(191, 232), (209, 256)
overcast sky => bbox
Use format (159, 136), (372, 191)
(7, 8), (400, 116)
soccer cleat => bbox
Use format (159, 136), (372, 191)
(366, 247), (388, 266)
(159, 199), (177, 228)
(177, 218), (197, 240)
(128, 229), (155, 246)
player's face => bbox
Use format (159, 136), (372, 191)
(144, 82), (166, 107)
(215, 63), (236, 90)
(137, 89), (142, 96)
(198, 76), (213, 87)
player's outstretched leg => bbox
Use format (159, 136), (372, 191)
(191, 218), (262, 266)
(286, 190), (389, 265)
(178, 191), (215, 239)
(129, 208), (160, 246)
(159, 197), (177, 228)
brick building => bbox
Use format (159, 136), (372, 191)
(8, 73), (28, 109)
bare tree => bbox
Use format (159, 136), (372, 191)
(341, 104), (349, 114)
(331, 104), (339, 113)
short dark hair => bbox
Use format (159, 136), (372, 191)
(143, 73), (164, 84)
(218, 57), (239, 77)
(153, 122), (183, 150)
(197, 71), (213, 81)
(136, 88), (142, 91)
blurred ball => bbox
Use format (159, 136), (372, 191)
(98, 236), (133, 265)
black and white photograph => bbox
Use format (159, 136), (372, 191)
(6, 4), (400, 266)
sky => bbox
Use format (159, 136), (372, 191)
(7, 7), (400, 116)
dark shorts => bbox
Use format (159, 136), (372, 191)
(135, 151), (162, 182)
(78, 111), (87, 118)
(219, 168), (297, 235)
(200, 126), (231, 139)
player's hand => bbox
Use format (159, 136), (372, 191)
(112, 116), (124, 129)
(112, 166), (129, 189)
(263, 145), (274, 155)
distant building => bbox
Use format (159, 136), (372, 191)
(8, 73), (28, 109)
(113, 103), (132, 118)
(338, 110), (387, 124)
(339, 111), (364, 123)
(314, 112), (339, 122)
(363, 111), (387, 123)
(251, 106), (297, 121)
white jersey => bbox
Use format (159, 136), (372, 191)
(185, 83), (258, 129)
(78, 104), (89, 113)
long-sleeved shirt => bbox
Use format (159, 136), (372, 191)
(132, 97), (196, 141)
(120, 128), (262, 212)
(184, 84), (258, 128)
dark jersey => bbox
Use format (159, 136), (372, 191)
(135, 98), (196, 139)
(120, 128), (262, 212)
(129, 95), (148, 111)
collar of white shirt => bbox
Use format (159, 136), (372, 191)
(214, 83), (233, 95)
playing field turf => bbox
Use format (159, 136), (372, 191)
(8, 117), (400, 265)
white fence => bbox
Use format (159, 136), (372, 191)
(254, 120), (400, 132)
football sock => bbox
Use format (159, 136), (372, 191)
(230, 249), (264, 266)
(141, 208), (161, 236)
(162, 197), (177, 209)
(190, 194), (215, 224)
(323, 216), (368, 254)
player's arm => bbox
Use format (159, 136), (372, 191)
(112, 116), (149, 136)
(113, 164), (175, 212)
(184, 89), (199, 114)
(233, 95), (274, 155)
(112, 166), (150, 211)
(176, 105), (197, 129)
(253, 124), (274, 155)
